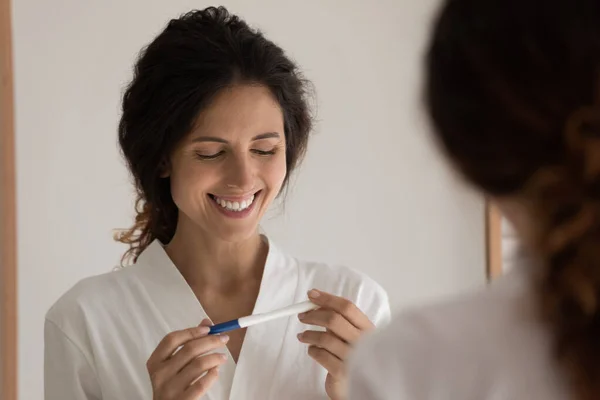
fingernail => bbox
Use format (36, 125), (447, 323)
(297, 332), (303, 340)
(298, 312), (306, 319)
(219, 353), (228, 361)
(197, 326), (210, 335)
(220, 335), (230, 343)
(308, 289), (320, 298)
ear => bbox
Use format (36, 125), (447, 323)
(159, 158), (171, 178)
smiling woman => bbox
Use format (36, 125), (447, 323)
(43, 6), (390, 400)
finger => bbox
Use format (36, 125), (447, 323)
(147, 326), (211, 371)
(308, 345), (345, 379)
(298, 330), (350, 360)
(307, 289), (374, 330)
(199, 318), (213, 327)
(182, 366), (220, 400)
(299, 309), (361, 343)
(170, 353), (227, 392)
(167, 334), (229, 374)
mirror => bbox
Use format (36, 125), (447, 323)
(5, 1), (492, 398)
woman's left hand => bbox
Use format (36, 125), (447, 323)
(297, 289), (375, 400)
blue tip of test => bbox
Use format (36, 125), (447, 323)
(208, 320), (241, 335)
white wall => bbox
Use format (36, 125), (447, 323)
(13, 0), (486, 398)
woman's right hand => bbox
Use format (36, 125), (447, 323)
(147, 320), (229, 399)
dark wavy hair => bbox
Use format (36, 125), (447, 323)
(115, 6), (313, 264)
(426, 0), (600, 398)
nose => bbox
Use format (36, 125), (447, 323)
(224, 153), (254, 192)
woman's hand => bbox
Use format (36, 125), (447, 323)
(147, 319), (229, 400)
(297, 290), (375, 400)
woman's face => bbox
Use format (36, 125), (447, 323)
(166, 84), (287, 243)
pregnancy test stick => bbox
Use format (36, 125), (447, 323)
(208, 300), (319, 335)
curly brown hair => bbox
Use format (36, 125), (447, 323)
(114, 7), (313, 265)
(426, 0), (600, 398)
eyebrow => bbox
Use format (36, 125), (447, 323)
(252, 132), (280, 141)
(191, 132), (281, 144)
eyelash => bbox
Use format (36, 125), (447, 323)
(252, 149), (277, 156)
(195, 151), (225, 160)
(195, 149), (277, 160)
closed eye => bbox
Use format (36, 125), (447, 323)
(252, 149), (277, 156)
(195, 151), (225, 160)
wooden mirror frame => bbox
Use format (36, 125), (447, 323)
(486, 201), (503, 281)
(1, 0), (17, 397)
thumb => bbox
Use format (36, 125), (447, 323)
(199, 318), (213, 327)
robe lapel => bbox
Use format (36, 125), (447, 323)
(133, 240), (237, 400)
(228, 238), (300, 400)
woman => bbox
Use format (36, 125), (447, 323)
(349, 0), (600, 399)
(44, 7), (389, 400)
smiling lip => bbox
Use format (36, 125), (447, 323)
(211, 193), (257, 202)
(209, 190), (261, 219)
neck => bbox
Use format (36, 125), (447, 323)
(164, 219), (267, 291)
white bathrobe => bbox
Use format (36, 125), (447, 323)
(348, 256), (570, 399)
(45, 237), (390, 400)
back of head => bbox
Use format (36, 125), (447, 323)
(425, 0), (600, 398)
(116, 7), (312, 263)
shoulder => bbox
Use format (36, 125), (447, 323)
(302, 259), (386, 295)
(268, 237), (387, 302)
(294, 258), (390, 325)
(45, 266), (138, 333)
(361, 272), (531, 358)
(266, 237), (381, 289)
(348, 290), (496, 399)
(349, 269), (546, 398)
(349, 308), (432, 399)
(271, 237), (390, 324)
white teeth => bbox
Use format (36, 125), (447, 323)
(214, 194), (255, 212)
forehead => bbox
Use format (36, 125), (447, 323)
(191, 84), (285, 139)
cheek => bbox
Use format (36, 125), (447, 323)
(264, 154), (288, 193)
(169, 160), (215, 205)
